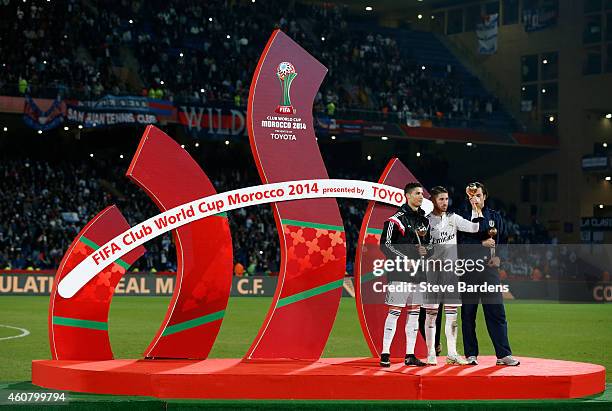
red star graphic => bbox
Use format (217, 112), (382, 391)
(321, 247), (336, 263)
(329, 231), (344, 246)
(289, 229), (306, 246)
(298, 255), (312, 272)
(305, 238), (320, 254)
(96, 271), (112, 287)
(315, 229), (329, 238)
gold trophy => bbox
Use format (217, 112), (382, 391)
(487, 220), (497, 258)
(466, 182), (483, 214)
(466, 182), (478, 199)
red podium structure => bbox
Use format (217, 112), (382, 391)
(32, 357), (605, 400)
(127, 126), (233, 359)
(33, 30), (606, 402)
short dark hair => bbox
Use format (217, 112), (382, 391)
(471, 181), (488, 197)
(430, 186), (448, 198)
(405, 182), (423, 194)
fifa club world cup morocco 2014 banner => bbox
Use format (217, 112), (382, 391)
(56, 178), (431, 298)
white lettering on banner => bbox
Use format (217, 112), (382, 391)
(262, 115), (305, 142)
(67, 109), (157, 126)
(181, 106), (205, 129)
(593, 285), (612, 301)
(57, 179), (433, 299)
(180, 106), (246, 135)
(271, 133), (296, 140)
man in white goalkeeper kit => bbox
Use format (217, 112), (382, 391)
(423, 186), (483, 365)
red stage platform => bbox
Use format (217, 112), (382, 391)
(32, 356), (605, 400)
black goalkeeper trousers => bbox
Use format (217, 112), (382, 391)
(418, 305), (442, 349)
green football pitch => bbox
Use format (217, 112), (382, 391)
(0, 296), (610, 383)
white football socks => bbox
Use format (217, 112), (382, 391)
(445, 307), (459, 357)
(425, 308), (438, 357)
(405, 309), (420, 355)
(382, 309), (401, 354)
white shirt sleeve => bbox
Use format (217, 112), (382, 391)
(454, 214), (480, 233)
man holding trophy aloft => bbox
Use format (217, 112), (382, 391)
(457, 182), (520, 366)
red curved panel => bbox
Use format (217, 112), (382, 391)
(49, 206), (145, 360)
(245, 30), (346, 359)
(127, 125), (233, 359)
(355, 158), (428, 358)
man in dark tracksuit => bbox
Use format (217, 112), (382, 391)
(379, 182), (432, 367)
(457, 182), (519, 366)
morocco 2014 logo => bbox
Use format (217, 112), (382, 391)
(275, 62), (297, 114)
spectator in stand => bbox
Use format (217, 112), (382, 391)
(0, 0), (498, 125)
(0, 154), (548, 277)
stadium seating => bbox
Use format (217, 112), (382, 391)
(0, 1), (547, 274)
(0, 0), (516, 130)
(0, 157), (549, 274)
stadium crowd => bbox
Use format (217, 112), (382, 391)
(0, 0), (498, 124)
(0, 0), (550, 277)
(0, 157), (553, 277)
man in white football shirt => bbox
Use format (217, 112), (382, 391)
(423, 186), (483, 365)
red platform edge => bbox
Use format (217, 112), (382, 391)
(32, 356), (605, 400)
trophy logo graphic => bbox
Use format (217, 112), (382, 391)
(275, 62), (297, 114)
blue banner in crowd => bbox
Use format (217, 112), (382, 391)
(77, 95), (174, 116)
(66, 106), (158, 128)
(23, 95), (64, 131)
(66, 95), (169, 128)
(477, 14), (498, 55)
(22, 95), (173, 130)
